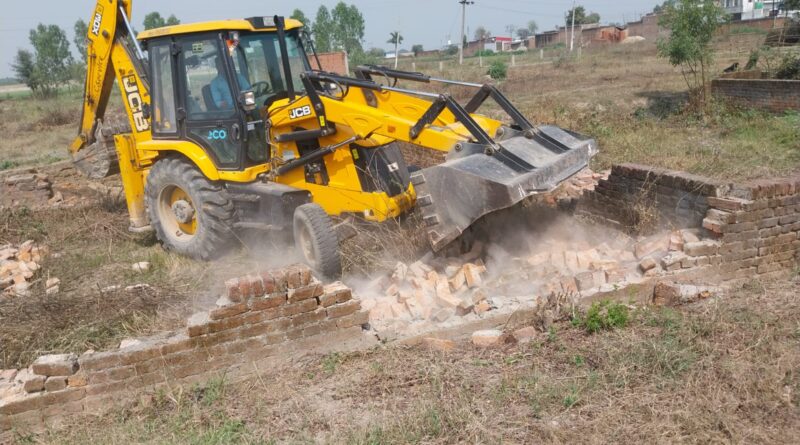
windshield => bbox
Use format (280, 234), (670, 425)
(230, 30), (311, 104)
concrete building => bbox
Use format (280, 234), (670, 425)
(721, 0), (798, 20)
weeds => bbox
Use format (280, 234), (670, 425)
(572, 300), (630, 334)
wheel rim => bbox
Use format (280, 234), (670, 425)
(296, 223), (317, 268)
(157, 184), (198, 242)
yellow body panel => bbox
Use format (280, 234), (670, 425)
(137, 18), (303, 40)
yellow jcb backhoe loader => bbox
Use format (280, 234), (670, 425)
(71, 0), (597, 278)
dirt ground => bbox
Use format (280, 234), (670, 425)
(23, 277), (798, 444)
(1, 30), (799, 443)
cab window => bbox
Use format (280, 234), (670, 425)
(150, 43), (177, 134)
(180, 38), (236, 120)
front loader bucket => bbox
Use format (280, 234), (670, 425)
(411, 125), (597, 251)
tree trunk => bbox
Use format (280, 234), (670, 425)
(394, 41), (399, 69)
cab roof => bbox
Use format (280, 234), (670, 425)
(137, 17), (303, 40)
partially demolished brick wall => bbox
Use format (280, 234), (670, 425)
(576, 163), (725, 231)
(0, 264), (370, 436)
(577, 164), (800, 283)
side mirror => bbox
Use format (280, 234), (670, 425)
(239, 90), (256, 111)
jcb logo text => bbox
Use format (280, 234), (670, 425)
(289, 105), (312, 120)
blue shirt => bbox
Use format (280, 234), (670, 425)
(210, 73), (250, 109)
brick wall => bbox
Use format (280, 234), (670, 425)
(576, 163), (728, 232)
(711, 79), (800, 113)
(577, 164), (800, 283)
(310, 51), (349, 75)
(0, 264), (371, 436)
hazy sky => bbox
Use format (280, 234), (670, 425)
(1, 0), (659, 77)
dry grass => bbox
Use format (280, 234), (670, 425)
(27, 276), (799, 444)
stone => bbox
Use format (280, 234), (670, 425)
(471, 329), (504, 347)
(119, 338), (142, 349)
(0, 369), (18, 382)
(22, 374), (46, 393)
(131, 262), (151, 272)
(512, 326), (538, 343)
(653, 282), (680, 306)
(44, 376), (68, 392)
(422, 337), (456, 352)
(31, 354), (79, 377)
(431, 308), (454, 322)
(639, 257), (657, 272)
(575, 272), (595, 291)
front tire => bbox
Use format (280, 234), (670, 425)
(293, 203), (342, 279)
(145, 157), (236, 260)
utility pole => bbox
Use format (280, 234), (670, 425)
(459, 0), (474, 65)
(569, 0), (576, 52)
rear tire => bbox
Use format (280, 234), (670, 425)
(293, 203), (342, 279)
(145, 157), (236, 260)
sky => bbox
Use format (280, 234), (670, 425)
(0, 0), (661, 78)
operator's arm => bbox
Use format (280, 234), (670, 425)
(210, 76), (230, 109)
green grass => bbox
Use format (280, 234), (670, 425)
(572, 300), (630, 334)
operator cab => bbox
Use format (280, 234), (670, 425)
(139, 17), (311, 171)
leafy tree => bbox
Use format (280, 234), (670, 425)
(474, 26), (491, 41)
(565, 6), (600, 26)
(657, 0), (727, 107)
(367, 47), (386, 58)
(411, 44), (424, 56)
(73, 19), (88, 63)
(290, 8), (311, 28)
(21, 24), (74, 96)
(313, 6), (333, 52)
(653, 1), (675, 14)
(516, 20), (538, 39)
(782, 0), (800, 17)
(444, 44), (459, 56)
(11, 49), (38, 91)
(143, 12), (179, 30)
(388, 31), (403, 68)
(331, 2), (365, 54)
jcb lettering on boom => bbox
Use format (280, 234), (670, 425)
(91, 6), (103, 36)
(122, 75), (149, 132)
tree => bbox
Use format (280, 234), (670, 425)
(657, 0), (727, 108)
(313, 6), (333, 52)
(290, 8), (311, 28)
(782, 0), (800, 17)
(388, 31), (403, 68)
(517, 20), (538, 39)
(331, 2), (365, 54)
(11, 49), (38, 91)
(653, 1), (675, 14)
(565, 6), (601, 26)
(411, 44), (424, 56)
(143, 12), (179, 30)
(73, 19), (88, 63)
(23, 24), (74, 96)
(474, 26), (491, 41)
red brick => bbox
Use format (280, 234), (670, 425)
(0, 394), (45, 415)
(248, 275), (264, 297)
(288, 282), (324, 303)
(285, 264), (313, 288)
(78, 351), (121, 372)
(250, 293), (287, 311)
(335, 310), (369, 329)
(279, 298), (318, 317)
(209, 302), (249, 320)
(225, 278), (242, 302)
(327, 300), (361, 319)
(259, 271), (277, 293)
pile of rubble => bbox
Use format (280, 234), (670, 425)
(0, 240), (57, 297)
(360, 225), (708, 334)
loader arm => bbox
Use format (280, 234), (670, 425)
(269, 68), (597, 250)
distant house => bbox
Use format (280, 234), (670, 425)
(384, 49), (414, 59)
(720, 0), (798, 21)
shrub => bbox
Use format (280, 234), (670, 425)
(474, 49), (494, 57)
(572, 300), (630, 334)
(487, 61), (507, 80)
(774, 53), (800, 80)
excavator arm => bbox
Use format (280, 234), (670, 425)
(71, 0), (151, 179)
